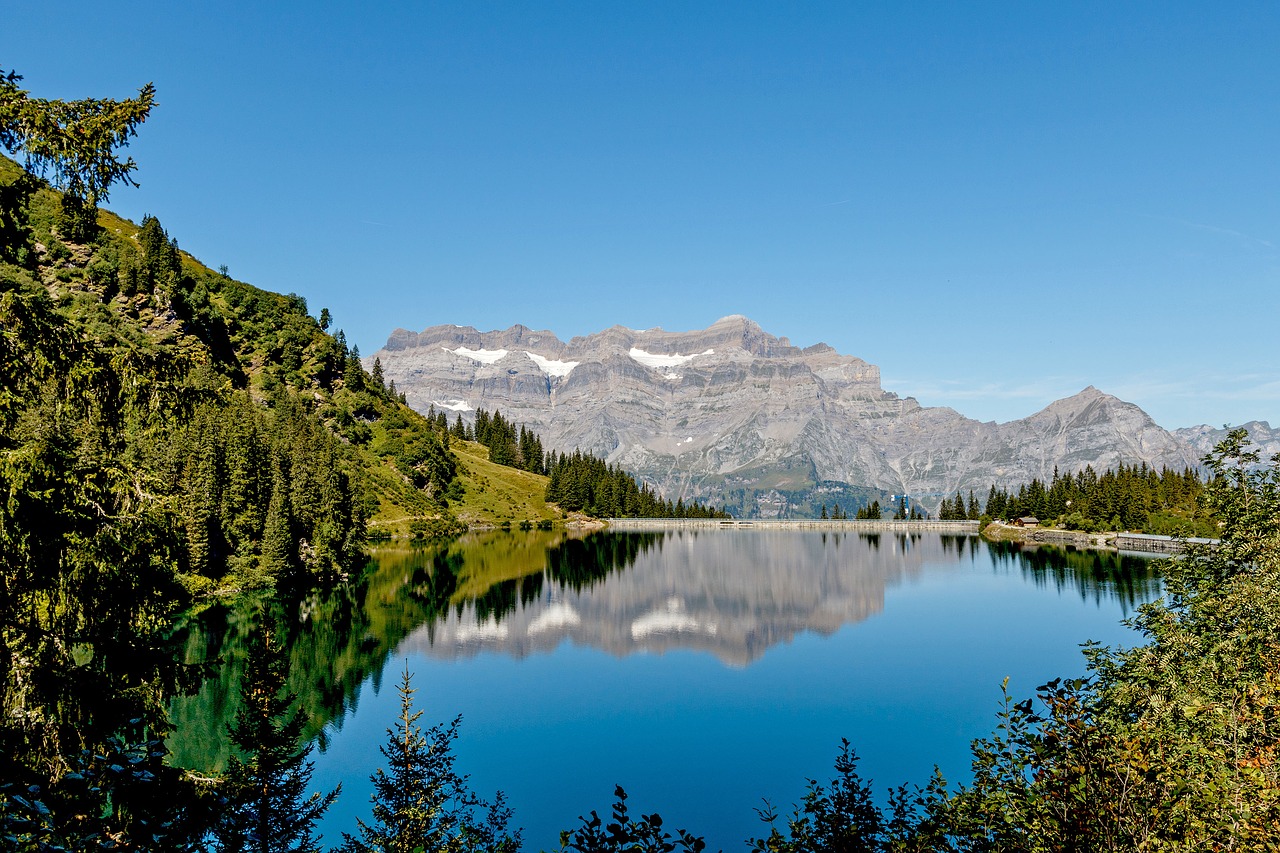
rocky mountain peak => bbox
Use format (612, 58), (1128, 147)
(373, 317), (1204, 514)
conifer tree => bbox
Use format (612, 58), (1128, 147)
(345, 345), (365, 391)
(183, 411), (225, 576)
(0, 66), (156, 241)
(342, 664), (520, 853)
(261, 451), (297, 578)
(209, 620), (339, 853)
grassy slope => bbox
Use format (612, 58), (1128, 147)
(449, 439), (564, 528)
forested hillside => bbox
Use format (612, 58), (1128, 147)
(0, 153), (461, 596)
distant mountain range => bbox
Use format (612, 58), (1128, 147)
(372, 315), (1270, 516)
(1174, 421), (1280, 462)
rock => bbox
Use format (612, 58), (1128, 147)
(373, 316), (1205, 514)
(1174, 421), (1280, 465)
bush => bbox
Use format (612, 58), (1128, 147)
(1059, 511), (1098, 532)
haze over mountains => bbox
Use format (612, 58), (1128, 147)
(373, 316), (1262, 516)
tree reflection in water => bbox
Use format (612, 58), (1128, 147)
(168, 530), (1159, 776)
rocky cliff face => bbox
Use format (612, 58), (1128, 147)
(373, 315), (1202, 513)
(1175, 421), (1280, 466)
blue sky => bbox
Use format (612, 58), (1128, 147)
(6, 2), (1277, 428)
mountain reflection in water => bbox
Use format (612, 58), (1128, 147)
(407, 530), (1123, 667)
(168, 529), (1160, 774)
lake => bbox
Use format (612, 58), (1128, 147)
(169, 528), (1161, 852)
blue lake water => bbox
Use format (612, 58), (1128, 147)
(292, 529), (1160, 852)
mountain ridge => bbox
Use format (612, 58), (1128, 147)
(373, 316), (1228, 515)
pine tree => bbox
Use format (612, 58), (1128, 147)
(209, 621), (339, 853)
(261, 451), (297, 578)
(345, 345), (365, 391)
(183, 408), (226, 576)
(342, 664), (520, 853)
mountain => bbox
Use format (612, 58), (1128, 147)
(373, 315), (1201, 514)
(1175, 421), (1280, 465)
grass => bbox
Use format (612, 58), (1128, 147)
(449, 439), (564, 528)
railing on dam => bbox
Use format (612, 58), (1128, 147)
(1113, 532), (1219, 554)
(603, 518), (982, 533)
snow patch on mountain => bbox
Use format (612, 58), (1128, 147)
(445, 346), (508, 364)
(525, 351), (579, 378)
(629, 347), (714, 369)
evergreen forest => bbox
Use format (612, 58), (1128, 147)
(974, 463), (1213, 536)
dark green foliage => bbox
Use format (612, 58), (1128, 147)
(0, 150), (461, 589)
(0, 248), (211, 848)
(373, 406), (456, 497)
(0, 165), (38, 266)
(341, 664), (520, 853)
(938, 491), (974, 521)
(545, 449), (728, 519)
(981, 462), (1211, 534)
(160, 393), (367, 587)
(0, 734), (209, 851)
(473, 408), (523, 469)
(559, 786), (705, 853)
(209, 620), (338, 853)
(839, 431), (1278, 849)
(345, 345), (366, 392)
(0, 66), (155, 241)
(751, 740), (882, 853)
(855, 500), (882, 520)
(0, 105), (463, 846)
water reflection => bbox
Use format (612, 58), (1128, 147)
(168, 530), (1160, 772)
(416, 530), (938, 666)
(407, 531), (1159, 667)
(983, 539), (1159, 613)
(168, 528), (658, 770)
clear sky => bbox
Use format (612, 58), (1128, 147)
(6, 2), (1277, 429)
